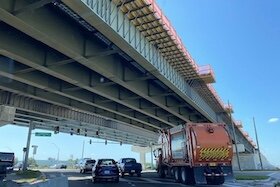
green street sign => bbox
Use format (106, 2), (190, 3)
(35, 132), (52, 137)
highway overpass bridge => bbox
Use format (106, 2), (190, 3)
(0, 0), (258, 167)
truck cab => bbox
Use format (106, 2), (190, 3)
(0, 152), (14, 181)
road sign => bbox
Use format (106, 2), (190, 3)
(35, 132), (52, 137)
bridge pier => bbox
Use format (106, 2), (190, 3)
(131, 146), (151, 170)
(0, 105), (16, 127)
(232, 150), (275, 170)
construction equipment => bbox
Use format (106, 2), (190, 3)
(154, 123), (233, 185)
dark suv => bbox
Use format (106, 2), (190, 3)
(92, 159), (119, 183)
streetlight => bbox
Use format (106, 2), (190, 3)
(50, 143), (60, 162)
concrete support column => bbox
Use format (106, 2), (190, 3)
(139, 152), (146, 170)
(132, 146), (150, 170)
(232, 153), (257, 170)
(0, 105), (16, 127)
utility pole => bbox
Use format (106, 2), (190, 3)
(81, 140), (85, 159)
(253, 117), (263, 170)
(23, 122), (35, 171)
(228, 101), (241, 171)
(50, 143), (60, 162)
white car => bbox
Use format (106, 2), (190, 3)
(50, 163), (67, 169)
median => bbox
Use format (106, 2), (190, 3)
(4, 170), (68, 187)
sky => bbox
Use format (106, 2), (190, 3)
(0, 0), (280, 166)
(155, 0), (280, 165)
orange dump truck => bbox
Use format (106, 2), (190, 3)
(154, 123), (233, 185)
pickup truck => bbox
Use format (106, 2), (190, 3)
(0, 152), (14, 180)
(118, 158), (142, 177)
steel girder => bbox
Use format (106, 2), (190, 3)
(0, 4), (206, 126)
(0, 90), (157, 146)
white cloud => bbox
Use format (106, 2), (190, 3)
(268, 118), (279, 123)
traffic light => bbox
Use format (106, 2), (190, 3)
(54, 126), (59, 134)
(77, 128), (80, 135)
(70, 128), (73, 136)
(96, 130), (99, 136)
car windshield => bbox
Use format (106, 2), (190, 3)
(86, 160), (95, 164)
(98, 159), (115, 165)
(124, 158), (136, 163)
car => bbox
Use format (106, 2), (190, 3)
(118, 158), (142, 177)
(92, 159), (119, 183)
(13, 162), (23, 170)
(79, 159), (96, 174)
(50, 163), (67, 169)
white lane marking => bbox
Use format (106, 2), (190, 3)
(139, 178), (162, 184)
(68, 176), (92, 181)
(120, 178), (137, 186)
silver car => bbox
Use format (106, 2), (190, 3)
(80, 159), (96, 174)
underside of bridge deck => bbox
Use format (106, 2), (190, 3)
(0, 0), (255, 152)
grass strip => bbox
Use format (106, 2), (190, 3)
(15, 170), (43, 183)
(235, 175), (269, 180)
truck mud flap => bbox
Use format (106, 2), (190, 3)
(193, 166), (234, 184)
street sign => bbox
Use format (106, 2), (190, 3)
(35, 132), (52, 137)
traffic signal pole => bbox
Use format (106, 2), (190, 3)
(23, 122), (35, 171)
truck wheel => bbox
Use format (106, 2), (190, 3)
(209, 176), (224, 185)
(164, 168), (169, 176)
(181, 167), (195, 185)
(114, 177), (119, 183)
(158, 166), (166, 178)
(92, 177), (97, 183)
(174, 167), (182, 183)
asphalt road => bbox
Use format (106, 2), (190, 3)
(40, 169), (280, 187)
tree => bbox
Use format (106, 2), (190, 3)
(28, 158), (38, 167)
(48, 157), (56, 161)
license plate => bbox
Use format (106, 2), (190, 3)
(209, 163), (217, 166)
(131, 170), (135, 173)
(104, 170), (110, 174)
